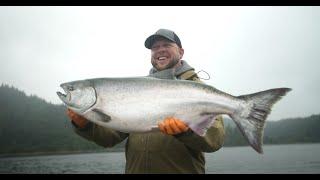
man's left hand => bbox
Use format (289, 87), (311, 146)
(158, 117), (189, 135)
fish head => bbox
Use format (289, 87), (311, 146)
(57, 80), (96, 113)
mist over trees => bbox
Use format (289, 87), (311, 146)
(0, 84), (319, 155)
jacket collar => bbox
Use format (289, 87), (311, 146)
(148, 60), (195, 78)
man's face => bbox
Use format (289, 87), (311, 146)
(150, 38), (184, 71)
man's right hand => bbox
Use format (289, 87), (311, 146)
(66, 108), (89, 128)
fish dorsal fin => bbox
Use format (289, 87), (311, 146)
(148, 68), (177, 80)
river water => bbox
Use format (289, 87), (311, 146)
(0, 143), (319, 174)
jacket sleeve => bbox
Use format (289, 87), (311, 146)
(174, 115), (225, 152)
(72, 121), (129, 148)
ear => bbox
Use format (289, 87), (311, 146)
(179, 48), (184, 59)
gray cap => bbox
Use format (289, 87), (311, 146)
(144, 29), (182, 49)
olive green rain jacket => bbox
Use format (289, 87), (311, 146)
(73, 60), (225, 174)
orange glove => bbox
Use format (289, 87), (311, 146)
(66, 108), (89, 128)
(158, 117), (189, 135)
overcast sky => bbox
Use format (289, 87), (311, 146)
(0, 6), (319, 121)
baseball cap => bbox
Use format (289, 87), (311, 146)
(144, 29), (182, 49)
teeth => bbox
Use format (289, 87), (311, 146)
(158, 57), (166, 60)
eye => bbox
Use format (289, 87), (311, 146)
(67, 86), (74, 91)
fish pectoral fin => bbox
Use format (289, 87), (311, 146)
(186, 112), (218, 137)
(92, 108), (111, 122)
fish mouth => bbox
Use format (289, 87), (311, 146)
(56, 87), (71, 105)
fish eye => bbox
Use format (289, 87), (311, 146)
(67, 86), (74, 91)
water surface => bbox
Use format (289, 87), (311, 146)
(1, 143), (319, 174)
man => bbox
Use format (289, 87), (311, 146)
(67, 29), (225, 174)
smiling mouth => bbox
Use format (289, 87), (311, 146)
(157, 56), (167, 60)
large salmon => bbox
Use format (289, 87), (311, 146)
(57, 70), (291, 153)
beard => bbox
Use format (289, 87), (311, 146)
(151, 58), (180, 71)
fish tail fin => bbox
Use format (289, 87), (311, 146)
(231, 88), (291, 154)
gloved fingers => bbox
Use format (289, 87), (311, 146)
(66, 108), (74, 119)
(68, 109), (79, 120)
(159, 117), (189, 135)
(66, 109), (85, 122)
(164, 119), (174, 135)
(159, 118), (174, 135)
(174, 119), (189, 132)
(169, 118), (182, 134)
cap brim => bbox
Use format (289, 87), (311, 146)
(144, 35), (175, 49)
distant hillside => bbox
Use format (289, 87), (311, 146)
(224, 114), (320, 146)
(0, 84), (118, 155)
(264, 115), (320, 144)
(0, 84), (319, 155)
